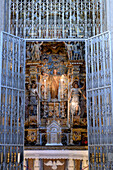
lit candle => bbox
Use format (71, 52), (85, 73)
(61, 77), (63, 99)
(18, 153), (20, 163)
(44, 79), (46, 99)
(58, 80), (60, 100)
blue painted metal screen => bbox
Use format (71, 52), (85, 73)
(0, 32), (26, 170)
(86, 31), (113, 169)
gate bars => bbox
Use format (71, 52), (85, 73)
(86, 31), (113, 169)
(0, 32), (26, 169)
(5, 0), (107, 39)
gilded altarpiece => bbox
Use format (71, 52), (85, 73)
(25, 42), (87, 146)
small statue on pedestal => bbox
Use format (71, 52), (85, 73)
(31, 42), (43, 60)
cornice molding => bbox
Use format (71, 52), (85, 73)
(24, 150), (88, 160)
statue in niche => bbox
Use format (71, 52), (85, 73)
(65, 42), (73, 60)
(49, 69), (60, 99)
(31, 42), (43, 60)
(30, 83), (39, 104)
(69, 81), (86, 116)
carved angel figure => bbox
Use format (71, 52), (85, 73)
(69, 81), (86, 116)
(44, 160), (64, 170)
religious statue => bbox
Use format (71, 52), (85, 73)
(49, 69), (60, 99)
(65, 42), (73, 60)
(69, 81), (86, 116)
(31, 42), (43, 60)
(30, 83), (39, 104)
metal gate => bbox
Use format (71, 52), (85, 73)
(5, 0), (107, 39)
(86, 31), (113, 169)
(0, 32), (26, 169)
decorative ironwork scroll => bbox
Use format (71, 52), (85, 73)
(5, 0), (107, 39)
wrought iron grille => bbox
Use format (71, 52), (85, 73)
(0, 32), (26, 169)
(5, 0), (107, 39)
(86, 32), (113, 169)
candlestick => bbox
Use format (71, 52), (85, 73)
(61, 77), (63, 99)
(44, 79), (46, 99)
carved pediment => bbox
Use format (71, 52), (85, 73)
(47, 121), (61, 133)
